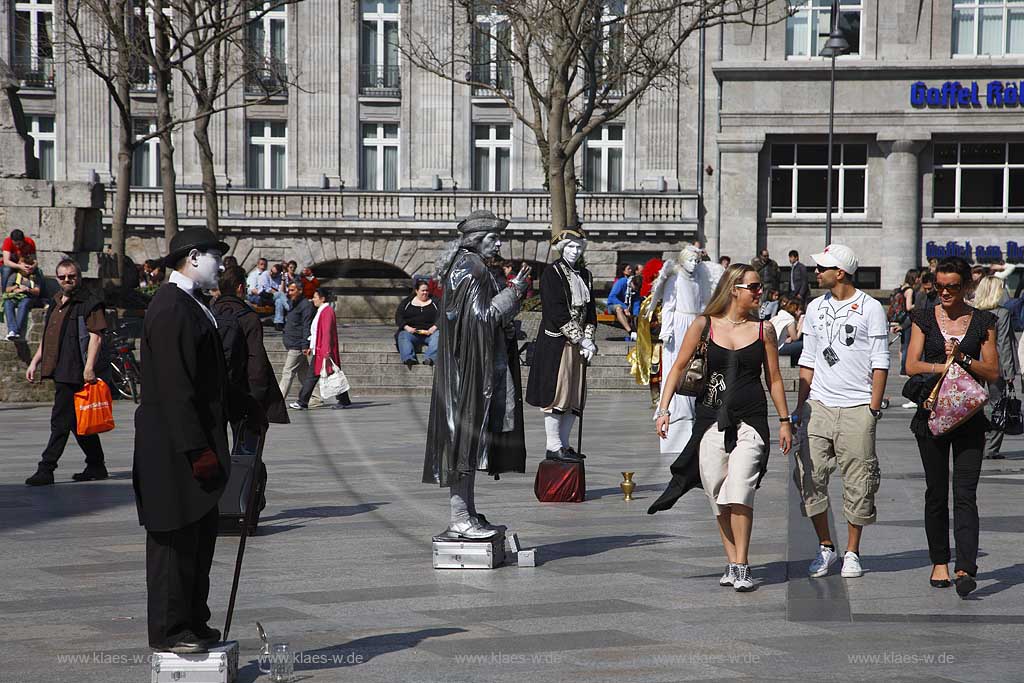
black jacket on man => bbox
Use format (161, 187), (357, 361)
(282, 296), (314, 351)
(790, 260), (810, 302)
(133, 283), (230, 532)
(211, 294), (289, 425)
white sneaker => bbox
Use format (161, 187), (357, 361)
(901, 401), (917, 409)
(630, 331), (637, 341)
(841, 551), (864, 578)
(5, 331), (15, 340)
(719, 563), (737, 587)
(733, 564), (754, 592)
(808, 544), (838, 578)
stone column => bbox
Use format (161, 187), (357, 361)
(878, 137), (926, 286)
(714, 136), (764, 263)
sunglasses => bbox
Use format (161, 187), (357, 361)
(815, 265), (839, 274)
(734, 283), (763, 294)
(56, 274), (78, 281)
(936, 283), (963, 293)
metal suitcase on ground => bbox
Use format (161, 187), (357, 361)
(151, 641), (238, 683)
(219, 423), (267, 536)
(432, 529), (506, 569)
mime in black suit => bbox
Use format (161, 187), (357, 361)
(133, 228), (231, 654)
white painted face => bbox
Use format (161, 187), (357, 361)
(562, 240), (585, 265)
(186, 249), (223, 290)
(681, 248), (700, 274)
(480, 233), (502, 259)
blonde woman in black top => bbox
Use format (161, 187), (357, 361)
(905, 257), (999, 598)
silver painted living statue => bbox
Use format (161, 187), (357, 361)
(422, 210), (531, 540)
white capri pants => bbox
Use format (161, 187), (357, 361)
(698, 422), (766, 516)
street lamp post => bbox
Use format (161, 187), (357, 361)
(819, 0), (850, 247)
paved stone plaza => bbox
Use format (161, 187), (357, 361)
(2, 394), (1023, 683)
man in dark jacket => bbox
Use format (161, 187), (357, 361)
(788, 250), (811, 303)
(424, 210), (530, 539)
(752, 249), (780, 295)
(24, 258), (108, 486)
(133, 227), (230, 654)
(212, 265), (290, 430)
(277, 281), (316, 403)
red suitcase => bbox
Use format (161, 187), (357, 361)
(534, 459), (586, 502)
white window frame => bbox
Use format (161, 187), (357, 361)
(473, 124), (512, 191)
(132, 120), (161, 188)
(27, 114), (55, 180)
(952, 0), (1024, 57)
(360, 123), (400, 191)
(12, 0), (54, 76)
(248, 0), (287, 63)
(473, 4), (512, 93)
(247, 119), (287, 190)
(361, 1), (400, 68)
(130, 3), (174, 89)
(769, 142), (868, 217)
(932, 142), (1024, 216)
(583, 124), (624, 193)
(594, 1), (626, 96)
(785, 0), (862, 60)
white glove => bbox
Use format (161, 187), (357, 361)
(580, 339), (597, 362)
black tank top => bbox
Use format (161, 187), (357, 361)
(696, 320), (768, 450)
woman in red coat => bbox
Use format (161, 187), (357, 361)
(290, 289), (352, 410)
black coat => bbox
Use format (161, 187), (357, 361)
(790, 261), (810, 301)
(132, 284), (231, 532)
(525, 259), (597, 408)
(282, 297), (314, 351)
(211, 294), (289, 425)
(422, 249), (526, 486)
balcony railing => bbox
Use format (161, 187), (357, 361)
(103, 188), (695, 228)
(471, 65), (513, 98)
(244, 58), (288, 97)
(359, 64), (401, 98)
(10, 57), (54, 89)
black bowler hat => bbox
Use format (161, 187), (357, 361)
(163, 227), (230, 267)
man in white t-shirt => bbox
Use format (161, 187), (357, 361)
(792, 244), (889, 579)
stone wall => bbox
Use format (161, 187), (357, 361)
(0, 309), (54, 402)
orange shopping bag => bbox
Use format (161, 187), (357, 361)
(74, 381), (115, 436)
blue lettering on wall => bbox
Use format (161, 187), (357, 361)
(927, 241), (1023, 263)
(912, 80), (1023, 109)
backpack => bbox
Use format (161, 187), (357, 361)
(887, 286), (908, 325)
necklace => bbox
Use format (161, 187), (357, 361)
(724, 315), (748, 326)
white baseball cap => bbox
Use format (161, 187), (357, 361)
(811, 244), (858, 275)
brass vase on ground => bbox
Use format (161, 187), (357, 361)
(620, 472), (636, 501)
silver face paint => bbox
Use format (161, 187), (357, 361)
(562, 240), (585, 265)
(188, 249), (223, 289)
(480, 233), (502, 259)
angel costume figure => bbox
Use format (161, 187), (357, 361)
(525, 227), (597, 463)
(648, 244), (717, 455)
(423, 210), (530, 540)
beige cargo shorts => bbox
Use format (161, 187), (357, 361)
(792, 399), (881, 527)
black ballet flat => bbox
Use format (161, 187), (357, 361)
(929, 578), (951, 588)
(955, 574), (977, 598)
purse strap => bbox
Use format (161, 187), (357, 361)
(924, 339), (960, 409)
(695, 316), (711, 359)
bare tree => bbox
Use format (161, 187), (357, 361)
(404, 0), (787, 237)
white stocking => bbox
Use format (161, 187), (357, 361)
(544, 414), (561, 452)
(559, 413), (576, 450)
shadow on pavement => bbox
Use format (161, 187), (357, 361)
(534, 533), (671, 564)
(965, 562), (1024, 600)
(253, 503), (389, 535)
(585, 484), (663, 501)
(237, 627), (465, 680)
(0, 480), (136, 532)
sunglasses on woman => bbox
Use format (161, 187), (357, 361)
(734, 283), (763, 294)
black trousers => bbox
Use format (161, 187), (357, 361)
(297, 372), (351, 407)
(145, 506), (219, 647)
(39, 381), (105, 472)
(916, 430), (984, 576)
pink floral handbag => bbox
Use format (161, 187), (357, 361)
(926, 342), (989, 437)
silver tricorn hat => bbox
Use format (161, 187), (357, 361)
(457, 209), (509, 234)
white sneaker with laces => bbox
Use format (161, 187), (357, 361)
(841, 551), (864, 578)
(733, 564), (754, 592)
(901, 401), (917, 409)
(719, 563), (737, 587)
(808, 544), (838, 577)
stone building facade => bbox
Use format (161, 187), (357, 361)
(3, 1), (1023, 295)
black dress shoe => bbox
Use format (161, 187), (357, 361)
(955, 574), (977, 598)
(564, 446), (586, 460)
(156, 631), (207, 654)
(25, 469), (54, 486)
(929, 578), (951, 588)
(192, 624), (221, 645)
(72, 466), (109, 482)
(544, 449), (562, 462)
(404, 359), (419, 368)
(423, 358), (435, 367)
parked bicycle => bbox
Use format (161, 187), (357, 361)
(107, 321), (142, 403)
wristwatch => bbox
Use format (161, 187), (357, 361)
(869, 408), (883, 419)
